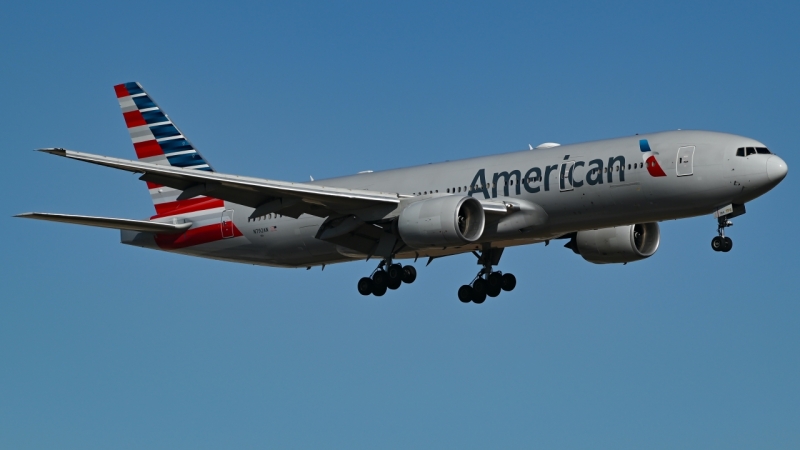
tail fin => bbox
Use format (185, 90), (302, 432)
(114, 82), (223, 218)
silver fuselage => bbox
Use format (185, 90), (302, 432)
(123, 130), (786, 267)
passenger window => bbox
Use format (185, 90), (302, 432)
(746, 147), (756, 156)
(736, 148), (745, 157)
(756, 147), (771, 154)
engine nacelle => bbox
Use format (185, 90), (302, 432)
(398, 196), (485, 249)
(568, 223), (660, 264)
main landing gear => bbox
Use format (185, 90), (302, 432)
(357, 259), (417, 296)
(711, 216), (733, 253)
(457, 248), (516, 304)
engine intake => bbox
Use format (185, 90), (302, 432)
(567, 223), (660, 264)
(398, 196), (485, 249)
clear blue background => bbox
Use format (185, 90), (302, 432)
(2, 1), (798, 448)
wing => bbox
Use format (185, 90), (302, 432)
(40, 148), (402, 220)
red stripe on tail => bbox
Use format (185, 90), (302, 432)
(123, 110), (147, 128)
(151, 197), (225, 219)
(114, 84), (130, 98)
(133, 140), (163, 159)
(155, 222), (242, 250)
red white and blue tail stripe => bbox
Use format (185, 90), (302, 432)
(114, 82), (224, 219)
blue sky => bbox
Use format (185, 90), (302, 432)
(2, 1), (799, 448)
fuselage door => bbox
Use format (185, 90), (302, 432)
(221, 209), (234, 238)
(560, 161), (575, 191)
(676, 146), (695, 177)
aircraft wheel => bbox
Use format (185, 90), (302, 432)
(357, 277), (373, 296)
(372, 283), (387, 297)
(402, 265), (417, 284)
(458, 285), (473, 303)
(387, 264), (404, 283)
(472, 278), (487, 296)
(722, 237), (733, 252)
(387, 277), (402, 290)
(487, 284), (501, 298)
(501, 273), (516, 291)
(487, 272), (503, 291)
(711, 236), (723, 252)
(372, 270), (388, 288)
(472, 290), (487, 304)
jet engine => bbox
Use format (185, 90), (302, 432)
(565, 223), (660, 264)
(398, 196), (485, 249)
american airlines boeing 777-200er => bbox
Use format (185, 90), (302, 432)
(18, 82), (789, 303)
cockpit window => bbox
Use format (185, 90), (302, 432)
(737, 146), (772, 156)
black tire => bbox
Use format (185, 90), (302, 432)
(372, 270), (388, 288)
(473, 278), (487, 296)
(501, 273), (516, 291)
(472, 290), (487, 304)
(458, 285), (473, 303)
(402, 265), (417, 284)
(722, 237), (733, 252)
(487, 284), (501, 298)
(357, 277), (373, 296)
(487, 272), (503, 290)
(387, 276), (402, 290)
(387, 264), (404, 282)
(711, 236), (723, 252)
(372, 283), (387, 297)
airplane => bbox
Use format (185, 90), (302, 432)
(17, 82), (789, 303)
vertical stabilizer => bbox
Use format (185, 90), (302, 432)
(114, 82), (224, 218)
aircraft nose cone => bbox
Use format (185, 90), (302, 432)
(767, 155), (788, 182)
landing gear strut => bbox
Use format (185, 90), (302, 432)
(357, 258), (416, 297)
(711, 204), (746, 253)
(458, 248), (516, 304)
(711, 217), (733, 253)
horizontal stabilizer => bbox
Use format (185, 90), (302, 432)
(15, 212), (191, 234)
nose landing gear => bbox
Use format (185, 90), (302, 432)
(711, 204), (746, 253)
(357, 259), (417, 297)
(458, 248), (516, 304)
(711, 217), (733, 253)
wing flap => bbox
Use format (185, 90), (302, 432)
(15, 212), (191, 234)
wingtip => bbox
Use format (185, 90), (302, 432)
(14, 212), (35, 218)
(37, 147), (67, 156)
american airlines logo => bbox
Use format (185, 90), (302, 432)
(639, 139), (667, 177)
(467, 140), (666, 199)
